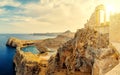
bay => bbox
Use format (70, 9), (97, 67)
(0, 34), (56, 75)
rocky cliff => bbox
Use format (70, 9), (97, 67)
(14, 47), (55, 75)
(8, 28), (119, 75)
(46, 28), (120, 75)
(11, 31), (74, 75)
(6, 37), (34, 48)
(6, 31), (74, 50)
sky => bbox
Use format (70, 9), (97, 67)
(0, 0), (120, 33)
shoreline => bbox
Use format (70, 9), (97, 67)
(6, 28), (120, 75)
(6, 31), (74, 75)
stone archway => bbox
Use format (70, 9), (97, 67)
(95, 4), (106, 25)
(85, 4), (109, 34)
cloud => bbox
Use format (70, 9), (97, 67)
(0, 0), (97, 33)
(21, 0), (95, 23)
(0, 0), (21, 7)
(8, 0), (95, 33)
(0, 9), (5, 15)
(1, 0), (119, 33)
(0, 0), (22, 17)
(1, 5), (24, 14)
(14, 0), (40, 4)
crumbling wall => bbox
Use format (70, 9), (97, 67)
(110, 13), (120, 42)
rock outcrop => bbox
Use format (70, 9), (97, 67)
(35, 31), (74, 50)
(14, 48), (41, 75)
(14, 47), (56, 75)
(6, 37), (34, 48)
(6, 30), (74, 50)
(46, 28), (119, 75)
(7, 32), (74, 75)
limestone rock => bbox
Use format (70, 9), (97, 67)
(36, 45), (48, 53)
(46, 28), (119, 75)
(14, 48), (51, 75)
(10, 31), (74, 75)
(6, 37), (20, 47)
(35, 31), (74, 50)
(6, 37), (34, 48)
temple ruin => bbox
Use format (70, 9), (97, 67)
(85, 4), (109, 34)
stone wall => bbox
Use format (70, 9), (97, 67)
(110, 13), (120, 42)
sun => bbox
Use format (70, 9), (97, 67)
(105, 5), (115, 21)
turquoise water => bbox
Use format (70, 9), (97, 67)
(22, 46), (39, 54)
(0, 34), (56, 75)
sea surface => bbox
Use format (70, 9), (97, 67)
(0, 34), (56, 75)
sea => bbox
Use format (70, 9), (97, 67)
(0, 34), (56, 75)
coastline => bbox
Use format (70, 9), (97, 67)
(6, 31), (74, 75)
(6, 28), (120, 75)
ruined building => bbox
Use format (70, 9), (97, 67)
(110, 13), (120, 42)
(85, 4), (120, 42)
(85, 4), (109, 34)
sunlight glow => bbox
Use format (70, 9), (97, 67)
(106, 5), (115, 13)
(105, 5), (115, 21)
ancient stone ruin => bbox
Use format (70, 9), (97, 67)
(85, 4), (109, 34)
(110, 13), (120, 42)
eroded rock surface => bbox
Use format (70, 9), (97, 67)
(46, 28), (119, 75)
(8, 28), (119, 75)
(6, 37), (34, 48)
(6, 31), (74, 51)
(35, 30), (74, 50)
(14, 47), (55, 75)
(7, 31), (74, 75)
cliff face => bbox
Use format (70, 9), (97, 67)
(46, 28), (119, 75)
(6, 37), (21, 47)
(14, 49), (41, 75)
(14, 47), (54, 75)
